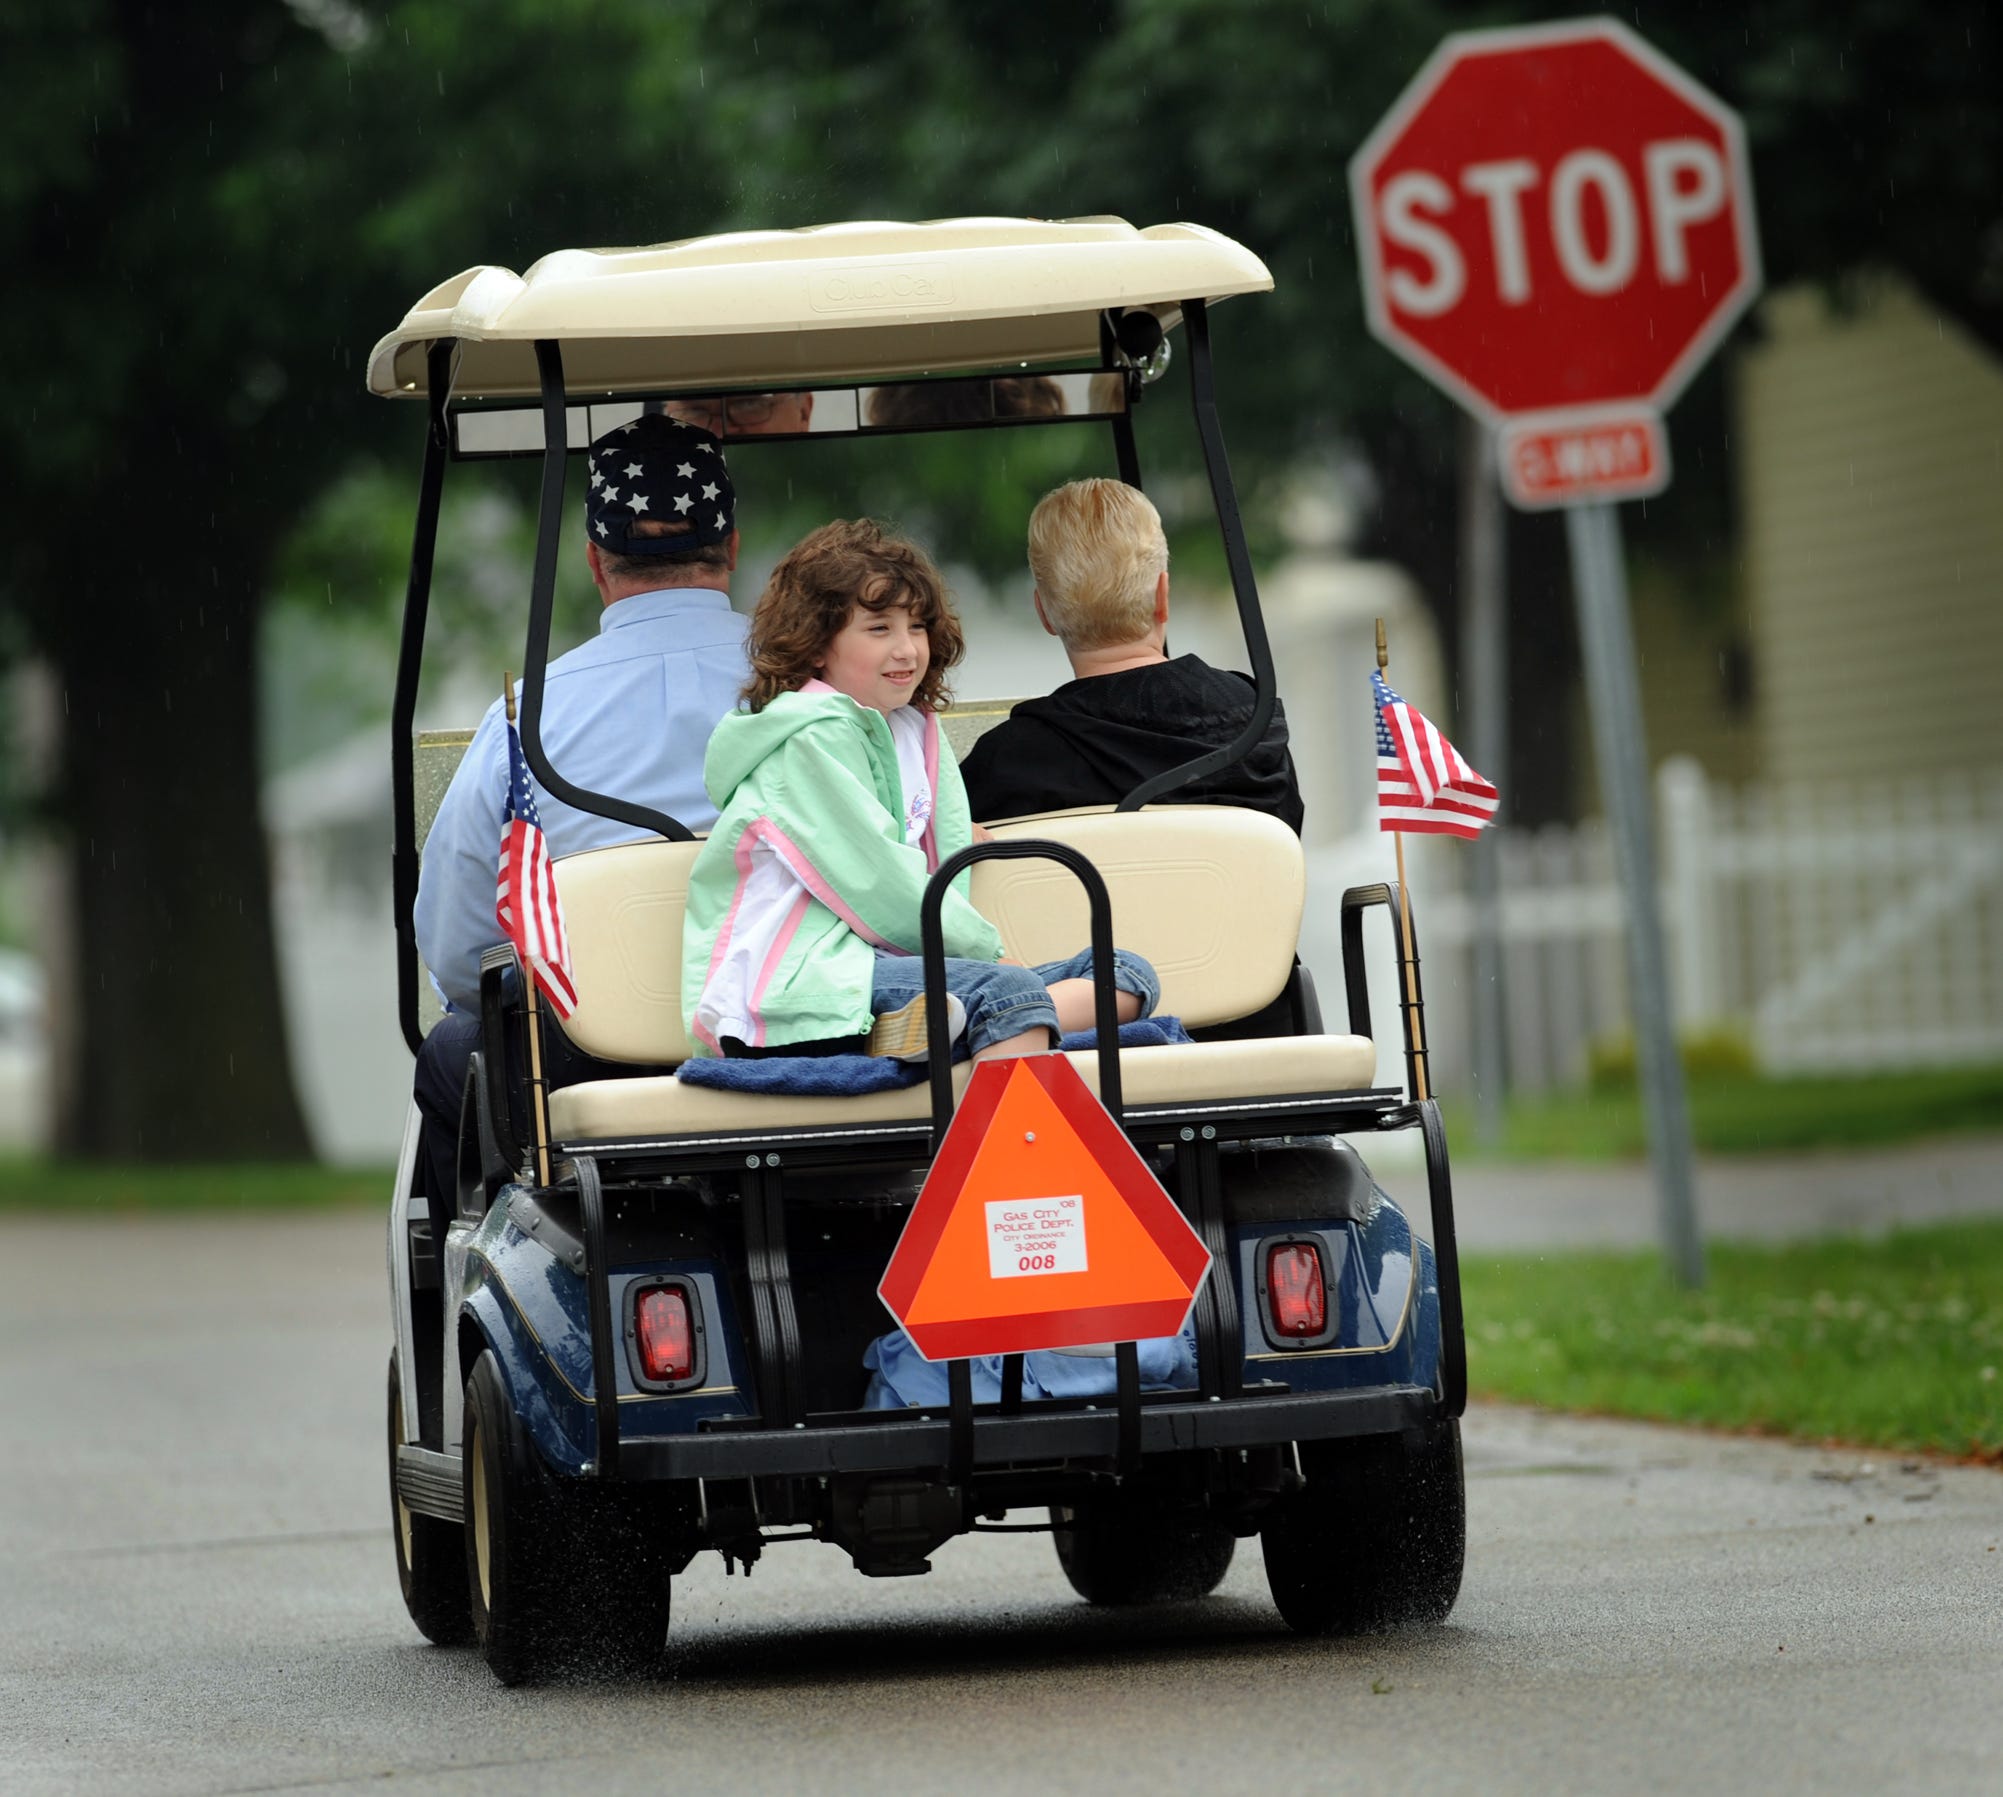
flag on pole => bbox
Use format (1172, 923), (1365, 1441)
(496, 715), (578, 1018)
(1373, 669), (1499, 838)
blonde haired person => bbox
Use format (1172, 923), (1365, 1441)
(959, 479), (1303, 830)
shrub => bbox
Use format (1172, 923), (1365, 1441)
(1586, 1026), (1758, 1093)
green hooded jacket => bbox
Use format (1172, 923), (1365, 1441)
(682, 685), (1004, 1054)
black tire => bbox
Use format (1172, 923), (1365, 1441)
(1261, 1419), (1465, 1636)
(1051, 1491), (1237, 1605)
(387, 1352), (472, 1645)
(463, 1349), (670, 1684)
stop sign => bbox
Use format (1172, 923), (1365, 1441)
(1349, 19), (1760, 420)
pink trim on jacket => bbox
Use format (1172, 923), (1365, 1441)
(919, 708), (942, 872)
(748, 891), (812, 1046)
(691, 828), (765, 1054)
(748, 814), (897, 950)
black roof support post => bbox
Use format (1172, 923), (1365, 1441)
(1118, 297), (1279, 812)
(1111, 409), (1143, 491)
(1099, 308), (1144, 490)
(391, 339), (458, 1055)
(519, 341), (695, 843)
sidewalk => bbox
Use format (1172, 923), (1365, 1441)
(1435, 1131), (2003, 1253)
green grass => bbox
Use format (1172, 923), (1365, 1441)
(1462, 1221), (2003, 1461)
(1446, 1064), (2003, 1161)
(0, 1158), (391, 1212)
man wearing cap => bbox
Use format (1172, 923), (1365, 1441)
(409, 415), (750, 1203)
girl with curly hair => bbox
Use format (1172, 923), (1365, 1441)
(683, 519), (1157, 1062)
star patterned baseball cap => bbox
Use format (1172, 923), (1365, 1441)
(584, 414), (736, 558)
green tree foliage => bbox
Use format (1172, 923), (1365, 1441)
(0, 0), (734, 1156)
(703, 0), (1462, 501)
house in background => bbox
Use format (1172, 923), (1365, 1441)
(1738, 276), (2003, 785)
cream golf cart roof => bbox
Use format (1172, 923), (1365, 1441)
(366, 216), (1271, 401)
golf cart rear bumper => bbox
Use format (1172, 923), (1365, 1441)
(612, 1382), (1437, 1481)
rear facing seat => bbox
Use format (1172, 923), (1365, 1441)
(541, 806), (1378, 1145)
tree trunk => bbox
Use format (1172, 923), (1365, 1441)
(51, 526), (313, 1162)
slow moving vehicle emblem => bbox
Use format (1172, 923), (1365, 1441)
(878, 1054), (1211, 1361)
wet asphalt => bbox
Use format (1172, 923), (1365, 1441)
(2, 1201), (1998, 1795)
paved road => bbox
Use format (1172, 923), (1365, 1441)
(3, 1210), (1999, 1796)
(1445, 1132), (2003, 1252)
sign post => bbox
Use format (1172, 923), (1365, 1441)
(1351, 17), (1762, 1285)
(1459, 412), (1508, 1147)
(1565, 500), (1703, 1286)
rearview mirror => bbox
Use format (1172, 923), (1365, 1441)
(858, 372), (1123, 429)
(449, 372), (1124, 459)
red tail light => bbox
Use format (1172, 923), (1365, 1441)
(635, 1287), (696, 1382)
(1266, 1243), (1327, 1339)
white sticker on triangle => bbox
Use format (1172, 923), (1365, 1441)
(986, 1195), (1087, 1279)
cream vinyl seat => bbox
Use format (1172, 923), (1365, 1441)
(541, 806), (1378, 1145)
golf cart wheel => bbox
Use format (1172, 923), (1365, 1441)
(1051, 1492), (1236, 1605)
(1261, 1418), (1465, 1636)
(387, 1352), (471, 1645)
(463, 1350), (566, 1683)
(463, 1350), (670, 1684)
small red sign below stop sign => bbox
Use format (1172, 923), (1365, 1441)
(1349, 19), (1760, 421)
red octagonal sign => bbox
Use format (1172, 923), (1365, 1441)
(1349, 18), (1761, 421)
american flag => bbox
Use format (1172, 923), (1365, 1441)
(496, 714), (578, 1018)
(1374, 670), (1499, 839)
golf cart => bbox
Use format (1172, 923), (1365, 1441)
(372, 217), (1467, 1683)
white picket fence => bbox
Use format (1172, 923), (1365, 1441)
(1407, 757), (2003, 1092)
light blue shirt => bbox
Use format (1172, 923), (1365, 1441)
(415, 585), (751, 1012)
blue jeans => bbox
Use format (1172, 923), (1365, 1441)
(871, 946), (1158, 1055)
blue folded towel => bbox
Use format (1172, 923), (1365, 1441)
(1058, 1015), (1193, 1054)
(675, 1015), (1194, 1097)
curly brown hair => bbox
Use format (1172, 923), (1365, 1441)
(741, 519), (965, 713)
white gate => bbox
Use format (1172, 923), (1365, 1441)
(1408, 757), (2003, 1091)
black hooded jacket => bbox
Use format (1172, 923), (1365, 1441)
(958, 654), (1304, 832)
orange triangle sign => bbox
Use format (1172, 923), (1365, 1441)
(878, 1055), (1211, 1361)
